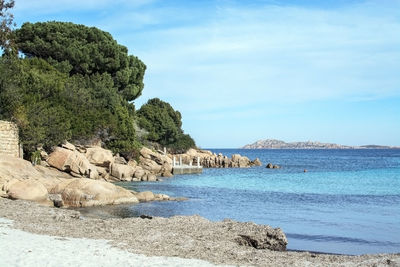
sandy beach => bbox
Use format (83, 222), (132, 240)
(1, 198), (399, 267)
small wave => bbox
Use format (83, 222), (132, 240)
(287, 233), (400, 247)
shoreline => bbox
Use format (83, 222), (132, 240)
(1, 198), (398, 266)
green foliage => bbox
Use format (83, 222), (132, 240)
(0, 56), (72, 153)
(0, 21), (196, 157)
(0, 0), (16, 53)
(15, 21), (146, 101)
(30, 150), (41, 165)
(0, 55), (138, 155)
(137, 98), (195, 153)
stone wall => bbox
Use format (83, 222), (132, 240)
(0, 120), (22, 158)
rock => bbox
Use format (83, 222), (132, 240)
(135, 191), (155, 202)
(127, 160), (137, 168)
(139, 147), (153, 159)
(96, 166), (108, 176)
(40, 150), (49, 161)
(85, 147), (114, 167)
(162, 170), (173, 178)
(134, 168), (146, 179)
(110, 163), (135, 181)
(39, 161), (50, 167)
(146, 174), (157, 182)
(140, 158), (162, 173)
(50, 179), (139, 207)
(114, 156), (127, 165)
(47, 147), (99, 179)
(273, 165), (280, 169)
(252, 158), (262, 166)
(139, 147), (172, 176)
(61, 141), (76, 151)
(154, 193), (170, 200)
(266, 163), (273, 169)
(228, 220), (287, 251)
(170, 197), (188, 201)
(139, 215), (153, 219)
(47, 147), (72, 171)
(231, 154), (251, 168)
(75, 145), (87, 154)
(4, 179), (50, 204)
(186, 148), (198, 157)
(0, 155), (42, 187)
(48, 193), (64, 207)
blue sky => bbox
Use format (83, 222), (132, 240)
(13, 0), (400, 148)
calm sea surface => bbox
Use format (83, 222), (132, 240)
(79, 149), (400, 255)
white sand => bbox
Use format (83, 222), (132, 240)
(0, 218), (225, 267)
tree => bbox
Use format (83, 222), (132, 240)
(15, 21), (146, 101)
(0, 0), (15, 53)
(137, 98), (195, 152)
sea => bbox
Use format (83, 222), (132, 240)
(78, 149), (400, 255)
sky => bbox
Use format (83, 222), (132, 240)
(12, 0), (400, 148)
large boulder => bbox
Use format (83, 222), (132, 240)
(134, 167), (146, 180)
(110, 163), (135, 181)
(135, 191), (155, 202)
(49, 178), (139, 207)
(85, 147), (114, 167)
(0, 154), (42, 183)
(231, 154), (251, 168)
(139, 147), (172, 176)
(140, 158), (162, 173)
(3, 178), (50, 204)
(47, 147), (99, 179)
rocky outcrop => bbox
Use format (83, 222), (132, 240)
(49, 178), (139, 207)
(139, 147), (173, 177)
(173, 148), (262, 169)
(3, 178), (51, 205)
(47, 147), (99, 179)
(0, 154), (171, 207)
(85, 147), (114, 167)
(110, 163), (135, 181)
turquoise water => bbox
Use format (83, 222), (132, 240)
(100, 149), (399, 255)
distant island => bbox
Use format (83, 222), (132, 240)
(242, 139), (400, 149)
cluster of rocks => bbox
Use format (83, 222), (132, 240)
(266, 163), (280, 169)
(0, 146), (180, 207)
(43, 142), (173, 182)
(173, 148), (262, 168)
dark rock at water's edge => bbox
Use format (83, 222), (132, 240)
(266, 163), (280, 169)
